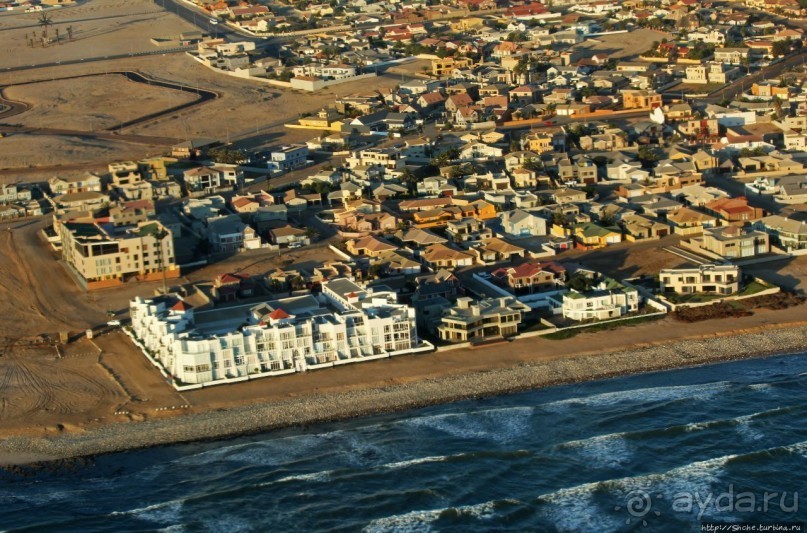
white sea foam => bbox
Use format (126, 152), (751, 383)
(537, 452), (734, 527)
(543, 381), (732, 412)
(362, 501), (498, 533)
(735, 415), (764, 442)
(558, 433), (633, 468)
(274, 471), (333, 483)
(402, 406), (533, 442)
(111, 500), (184, 525)
(156, 526), (186, 533)
(382, 455), (450, 470)
(783, 439), (807, 457)
(747, 382), (774, 393)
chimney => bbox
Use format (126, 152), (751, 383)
(457, 296), (472, 309)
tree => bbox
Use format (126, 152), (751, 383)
(208, 148), (247, 164)
(772, 39), (791, 58)
(637, 145), (659, 165)
(38, 12), (53, 41)
(368, 263), (385, 279)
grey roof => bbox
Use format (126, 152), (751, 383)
(325, 278), (367, 300)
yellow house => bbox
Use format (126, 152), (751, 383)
(471, 199), (497, 220)
(451, 17), (484, 32)
(572, 222), (622, 249)
(431, 56), (474, 76)
(522, 132), (553, 153)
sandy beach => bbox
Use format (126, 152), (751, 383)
(1, 321), (805, 467)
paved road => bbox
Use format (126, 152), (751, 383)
(663, 49), (807, 104)
(155, 0), (257, 43)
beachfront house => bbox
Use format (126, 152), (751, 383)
(560, 279), (639, 321)
(437, 296), (529, 344)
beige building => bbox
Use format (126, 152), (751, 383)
(700, 226), (770, 259)
(438, 296), (529, 343)
(49, 173), (103, 195)
(684, 62), (741, 85)
(660, 264), (740, 295)
(60, 220), (179, 289)
(621, 90), (662, 109)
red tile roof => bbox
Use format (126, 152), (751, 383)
(268, 308), (290, 320)
(171, 301), (192, 312)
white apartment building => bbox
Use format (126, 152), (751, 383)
(560, 279), (639, 321)
(270, 145), (309, 172)
(345, 148), (405, 175)
(130, 278), (429, 386)
(659, 264), (740, 295)
(685, 62), (741, 85)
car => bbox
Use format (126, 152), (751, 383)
(106, 320), (121, 327)
(543, 120), (556, 126)
(478, 272), (492, 280)
(288, 242), (303, 249)
(209, 18), (219, 25)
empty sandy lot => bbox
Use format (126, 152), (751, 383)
(0, 0), (196, 70)
(5, 74), (198, 131)
(0, 51), (403, 177)
(0, 133), (162, 170)
(577, 29), (673, 59)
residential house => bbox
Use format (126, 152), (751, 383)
(561, 279), (639, 321)
(667, 207), (718, 235)
(270, 145), (309, 171)
(754, 215), (807, 251)
(437, 296), (529, 343)
(269, 225), (310, 248)
(207, 214), (261, 253)
(621, 89), (662, 109)
(491, 261), (566, 293)
(421, 243), (476, 268)
(700, 225), (770, 258)
(660, 264), (740, 295)
(49, 173), (103, 195)
(500, 209), (548, 238)
(572, 222), (622, 249)
(345, 235), (398, 258)
(705, 196), (765, 224)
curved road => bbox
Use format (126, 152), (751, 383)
(0, 70), (218, 129)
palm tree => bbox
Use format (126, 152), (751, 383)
(38, 12), (53, 40)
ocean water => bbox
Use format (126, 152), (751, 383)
(3, 353), (807, 532)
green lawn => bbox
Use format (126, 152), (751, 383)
(664, 280), (773, 304)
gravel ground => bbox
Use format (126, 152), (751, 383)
(1, 326), (806, 466)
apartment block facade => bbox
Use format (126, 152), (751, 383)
(131, 279), (427, 386)
(60, 220), (179, 288)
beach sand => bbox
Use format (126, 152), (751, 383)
(1, 317), (805, 466)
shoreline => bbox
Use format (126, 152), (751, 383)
(1, 323), (807, 467)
